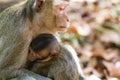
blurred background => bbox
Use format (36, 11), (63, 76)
(1, 0), (120, 80)
(63, 0), (120, 80)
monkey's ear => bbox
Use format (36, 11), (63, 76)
(35, 0), (45, 12)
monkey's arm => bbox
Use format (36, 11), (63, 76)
(63, 44), (86, 80)
(0, 68), (52, 80)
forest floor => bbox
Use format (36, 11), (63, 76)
(61, 0), (120, 80)
(0, 0), (120, 80)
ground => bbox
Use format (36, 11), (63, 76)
(61, 0), (120, 80)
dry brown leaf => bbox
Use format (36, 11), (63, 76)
(108, 77), (118, 80)
(115, 61), (120, 70)
(88, 74), (101, 80)
(69, 25), (79, 34)
(69, 22), (91, 36)
(103, 61), (120, 78)
(103, 49), (118, 61)
(83, 67), (93, 75)
(100, 31), (120, 45)
(92, 48), (118, 61)
(92, 49), (105, 57)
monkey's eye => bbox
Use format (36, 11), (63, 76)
(58, 2), (69, 11)
(59, 7), (65, 11)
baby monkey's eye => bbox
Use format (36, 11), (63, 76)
(59, 7), (65, 11)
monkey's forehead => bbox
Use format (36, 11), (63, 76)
(53, 0), (69, 5)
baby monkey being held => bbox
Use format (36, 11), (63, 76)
(27, 33), (60, 65)
(25, 33), (86, 80)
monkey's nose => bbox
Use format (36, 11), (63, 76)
(66, 18), (70, 22)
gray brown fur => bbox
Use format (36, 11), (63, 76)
(27, 45), (80, 80)
(0, 0), (24, 13)
(0, 0), (69, 80)
(25, 34), (85, 80)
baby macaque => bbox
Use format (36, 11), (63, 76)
(26, 33), (60, 70)
(25, 33), (86, 80)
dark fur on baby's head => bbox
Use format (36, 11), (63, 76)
(30, 33), (58, 53)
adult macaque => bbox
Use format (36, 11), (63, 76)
(0, 0), (69, 80)
(25, 33), (85, 80)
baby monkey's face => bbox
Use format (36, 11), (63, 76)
(28, 43), (60, 62)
